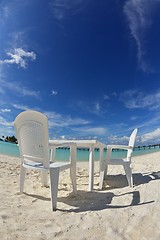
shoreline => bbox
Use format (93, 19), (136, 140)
(1, 140), (160, 161)
(0, 152), (160, 239)
(1, 147), (160, 161)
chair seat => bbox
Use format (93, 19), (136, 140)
(109, 158), (129, 165)
(50, 161), (71, 171)
(23, 161), (71, 171)
(23, 162), (47, 170)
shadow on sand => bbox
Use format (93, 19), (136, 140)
(57, 190), (154, 212)
(102, 171), (160, 189)
(57, 171), (159, 212)
(23, 171), (159, 212)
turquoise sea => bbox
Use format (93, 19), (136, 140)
(0, 141), (160, 161)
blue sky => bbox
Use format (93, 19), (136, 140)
(1, 0), (160, 146)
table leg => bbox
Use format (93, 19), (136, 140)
(99, 147), (104, 172)
(89, 145), (94, 191)
(70, 144), (77, 195)
(99, 147), (105, 190)
(104, 147), (112, 179)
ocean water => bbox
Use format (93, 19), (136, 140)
(0, 141), (160, 161)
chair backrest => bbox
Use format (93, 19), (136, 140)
(127, 128), (138, 160)
(14, 110), (49, 168)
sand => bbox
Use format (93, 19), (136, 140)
(0, 152), (160, 240)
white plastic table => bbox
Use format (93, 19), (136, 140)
(49, 140), (105, 191)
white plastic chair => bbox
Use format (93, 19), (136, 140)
(14, 110), (77, 211)
(99, 128), (138, 189)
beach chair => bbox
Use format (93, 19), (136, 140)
(99, 128), (138, 189)
(14, 110), (77, 211)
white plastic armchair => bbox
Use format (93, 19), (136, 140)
(99, 128), (138, 189)
(14, 110), (77, 211)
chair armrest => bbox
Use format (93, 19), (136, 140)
(49, 141), (77, 163)
(107, 144), (133, 151)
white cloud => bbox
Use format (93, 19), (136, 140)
(130, 116), (138, 121)
(73, 126), (107, 136)
(51, 90), (58, 95)
(12, 104), (30, 111)
(95, 103), (100, 111)
(108, 134), (130, 145)
(124, 0), (159, 72)
(0, 48), (36, 68)
(107, 124), (160, 146)
(83, 127), (107, 136)
(140, 128), (160, 144)
(0, 116), (13, 127)
(1, 108), (11, 112)
(21, 88), (40, 98)
(120, 89), (160, 110)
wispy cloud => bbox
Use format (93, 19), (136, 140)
(0, 1), (10, 23)
(46, 110), (90, 128)
(120, 89), (160, 110)
(0, 78), (40, 99)
(124, 0), (159, 72)
(103, 94), (110, 100)
(10, 105), (105, 139)
(11, 105), (90, 128)
(130, 116), (138, 121)
(0, 0), (35, 24)
(135, 112), (160, 133)
(49, 0), (88, 20)
(75, 99), (103, 115)
(111, 92), (117, 97)
(0, 48), (36, 68)
(12, 104), (31, 111)
(9, 31), (26, 49)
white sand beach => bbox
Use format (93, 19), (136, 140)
(0, 152), (160, 240)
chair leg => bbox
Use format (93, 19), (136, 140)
(123, 163), (133, 187)
(99, 170), (105, 189)
(70, 165), (77, 195)
(41, 171), (48, 187)
(50, 167), (60, 211)
(70, 144), (77, 195)
(104, 163), (109, 180)
(20, 164), (26, 193)
(99, 162), (109, 189)
(99, 155), (106, 189)
(104, 148), (111, 180)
